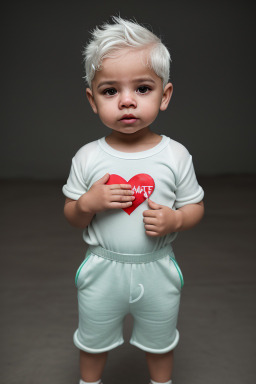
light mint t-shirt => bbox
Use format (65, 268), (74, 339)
(63, 135), (204, 254)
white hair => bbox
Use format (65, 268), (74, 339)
(83, 16), (171, 89)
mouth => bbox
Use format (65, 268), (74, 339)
(119, 114), (138, 124)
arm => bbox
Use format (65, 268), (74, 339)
(64, 173), (135, 228)
(64, 197), (95, 228)
(174, 200), (204, 231)
(143, 199), (204, 237)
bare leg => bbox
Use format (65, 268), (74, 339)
(80, 350), (108, 382)
(145, 350), (174, 383)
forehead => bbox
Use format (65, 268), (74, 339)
(93, 47), (161, 85)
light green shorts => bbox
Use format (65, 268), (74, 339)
(74, 244), (184, 354)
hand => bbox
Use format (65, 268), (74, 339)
(77, 173), (135, 214)
(143, 198), (182, 237)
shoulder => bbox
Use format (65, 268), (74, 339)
(164, 137), (191, 166)
(69, 139), (103, 179)
(166, 137), (191, 158)
(163, 137), (194, 180)
(74, 139), (100, 160)
(72, 139), (104, 168)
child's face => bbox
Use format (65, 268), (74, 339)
(86, 48), (173, 136)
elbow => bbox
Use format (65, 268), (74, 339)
(63, 206), (81, 228)
(63, 210), (85, 229)
(64, 216), (87, 229)
(63, 207), (90, 229)
(198, 200), (205, 221)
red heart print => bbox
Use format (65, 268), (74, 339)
(106, 174), (155, 215)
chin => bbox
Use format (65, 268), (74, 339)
(121, 129), (145, 135)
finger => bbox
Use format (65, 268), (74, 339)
(94, 173), (110, 185)
(144, 224), (157, 231)
(109, 201), (133, 209)
(143, 216), (157, 225)
(145, 230), (160, 237)
(111, 189), (134, 196)
(143, 209), (158, 218)
(109, 184), (132, 190)
(110, 195), (135, 202)
(147, 198), (162, 210)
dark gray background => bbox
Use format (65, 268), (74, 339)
(1, 0), (255, 179)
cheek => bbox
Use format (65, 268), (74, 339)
(142, 98), (161, 118)
(97, 103), (115, 123)
(96, 100), (111, 113)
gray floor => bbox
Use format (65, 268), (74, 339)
(1, 175), (256, 384)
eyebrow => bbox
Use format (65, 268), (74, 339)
(97, 78), (156, 89)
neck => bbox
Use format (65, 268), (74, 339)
(105, 128), (162, 152)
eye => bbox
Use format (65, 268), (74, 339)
(103, 88), (117, 96)
(137, 86), (151, 94)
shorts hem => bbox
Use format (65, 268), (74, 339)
(73, 330), (124, 353)
(129, 329), (179, 354)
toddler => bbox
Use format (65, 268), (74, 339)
(63, 16), (204, 384)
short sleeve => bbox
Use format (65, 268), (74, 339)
(173, 145), (204, 209)
(62, 156), (88, 200)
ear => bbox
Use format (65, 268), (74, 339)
(160, 82), (173, 111)
(86, 88), (98, 114)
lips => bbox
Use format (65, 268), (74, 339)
(120, 114), (137, 120)
(120, 114), (138, 124)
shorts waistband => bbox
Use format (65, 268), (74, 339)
(88, 244), (174, 264)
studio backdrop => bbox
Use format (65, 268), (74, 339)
(1, 1), (255, 179)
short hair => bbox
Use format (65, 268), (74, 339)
(83, 16), (171, 89)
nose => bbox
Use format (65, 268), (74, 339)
(118, 91), (137, 109)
